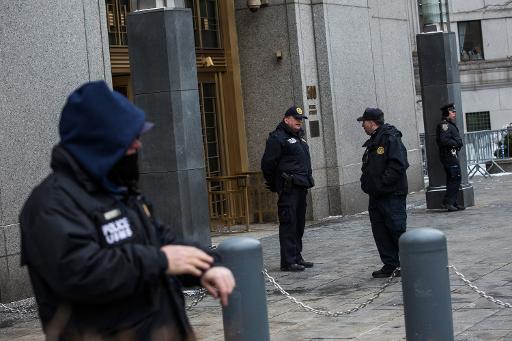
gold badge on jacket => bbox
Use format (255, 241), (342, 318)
(442, 123), (448, 131)
(377, 146), (385, 154)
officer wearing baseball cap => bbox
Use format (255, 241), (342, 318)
(436, 103), (465, 211)
(358, 107), (409, 278)
(261, 105), (314, 272)
(356, 107), (384, 122)
(284, 105), (309, 120)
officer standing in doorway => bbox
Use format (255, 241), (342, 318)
(436, 103), (465, 212)
(359, 108), (409, 278)
(261, 106), (315, 272)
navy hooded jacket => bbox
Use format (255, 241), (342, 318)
(19, 81), (205, 340)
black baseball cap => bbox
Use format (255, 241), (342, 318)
(357, 107), (384, 122)
(284, 106), (308, 120)
(440, 103), (456, 116)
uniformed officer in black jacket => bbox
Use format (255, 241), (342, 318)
(261, 106), (315, 272)
(19, 81), (234, 340)
(436, 103), (465, 211)
(358, 108), (409, 278)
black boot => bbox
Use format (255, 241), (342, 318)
(281, 263), (305, 272)
(372, 265), (399, 278)
(298, 259), (314, 268)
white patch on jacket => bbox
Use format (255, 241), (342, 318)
(101, 217), (133, 244)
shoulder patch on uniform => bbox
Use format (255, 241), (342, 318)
(287, 138), (297, 144)
(442, 123), (448, 131)
(377, 146), (385, 155)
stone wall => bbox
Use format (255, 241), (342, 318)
(235, 0), (423, 217)
(0, 0), (111, 302)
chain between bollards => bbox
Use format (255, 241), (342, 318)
(184, 289), (208, 310)
(262, 267), (400, 317)
(3, 266), (509, 323)
(449, 265), (512, 308)
(183, 266), (511, 314)
(0, 298), (38, 315)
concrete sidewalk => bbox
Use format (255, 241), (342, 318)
(191, 174), (512, 340)
(2, 174), (512, 340)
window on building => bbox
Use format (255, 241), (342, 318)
(458, 21), (484, 61)
(106, 0), (130, 46)
(199, 81), (222, 177)
(185, 0), (221, 49)
(466, 111), (491, 132)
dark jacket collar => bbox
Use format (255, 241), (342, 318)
(363, 124), (401, 147)
(363, 125), (384, 147)
(51, 145), (101, 193)
(277, 120), (304, 138)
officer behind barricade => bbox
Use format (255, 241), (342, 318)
(436, 103), (465, 212)
(261, 106), (315, 272)
(19, 81), (235, 340)
(358, 108), (409, 278)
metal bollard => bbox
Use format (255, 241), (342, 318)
(217, 237), (270, 341)
(400, 228), (454, 341)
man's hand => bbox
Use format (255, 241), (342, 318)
(160, 245), (214, 277)
(200, 267), (235, 306)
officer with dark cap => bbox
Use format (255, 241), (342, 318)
(261, 105), (315, 272)
(436, 103), (465, 211)
(358, 108), (409, 278)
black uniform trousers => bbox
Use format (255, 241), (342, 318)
(277, 186), (307, 267)
(442, 158), (462, 206)
(368, 194), (407, 268)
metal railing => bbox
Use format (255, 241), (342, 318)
(241, 172), (278, 224)
(420, 128), (512, 178)
(465, 128), (510, 177)
(207, 175), (250, 232)
(206, 172), (278, 233)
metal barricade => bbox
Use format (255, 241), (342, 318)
(465, 129), (509, 178)
(420, 129), (511, 179)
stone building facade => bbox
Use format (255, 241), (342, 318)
(0, 0), (422, 302)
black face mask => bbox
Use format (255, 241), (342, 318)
(107, 153), (140, 191)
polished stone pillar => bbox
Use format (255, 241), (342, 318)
(417, 32), (474, 209)
(128, 8), (211, 245)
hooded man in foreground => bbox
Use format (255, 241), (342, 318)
(19, 81), (234, 340)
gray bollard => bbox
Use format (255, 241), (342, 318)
(400, 228), (454, 341)
(217, 237), (270, 341)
